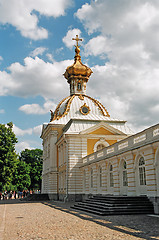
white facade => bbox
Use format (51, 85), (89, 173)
(41, 39), (159, 214)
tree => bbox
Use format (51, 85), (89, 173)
(19, 149), (43, 190)
(0, 122), (18, 191)
(12, 159), (31, 191)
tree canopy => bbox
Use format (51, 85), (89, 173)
(19, 149), (43, 190)
(0, 122), (43, 191)
(0, 122), (18, 191)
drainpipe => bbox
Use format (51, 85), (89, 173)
(64, 135), (68, 202)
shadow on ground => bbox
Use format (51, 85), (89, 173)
(42, 201), (159, 240)
(1, 199), (158, 240)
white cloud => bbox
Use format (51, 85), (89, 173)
(16, 141), (32, 152)
(0, 71), (15, 96)
(63, 28), (82, 49)
(33, 125), (42, 136)
(30, 47), (47, 57)
(13, 124), (43, 137)
(84, 36), (111, 57)
(13, 124), (32, 136)
(0, 56), (73, 99)
(46, 53), (54, 63)
(19, 100), (56, 115)
(0, 0), (72, 40)
(75, 0), (159, 132)
(13, 124), (43, 152)
(0, 56), (3, 61)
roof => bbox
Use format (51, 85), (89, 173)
(62, 119), (133, 135)
(50, 94), (112, 124)
(42, 94), (133, 137)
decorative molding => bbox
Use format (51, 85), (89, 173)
(79, 103), (90, 115)
(86, 95), (110, 117)
(78, 94), (84, 100)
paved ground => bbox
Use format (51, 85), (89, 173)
(0, 199), (159, 240)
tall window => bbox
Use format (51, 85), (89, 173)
(99, 166), (102, 188)
(91, 169), (93, 188)
(110, 164), (114, 187)
(139, 157), (146, 185)
(77, 82), (82, 90)
(123, 161), (128, 186)
(83, 170), (86, 190)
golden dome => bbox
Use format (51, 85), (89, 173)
(64, 39), (92, 83)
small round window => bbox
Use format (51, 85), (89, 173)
(80, 104), (90, 115)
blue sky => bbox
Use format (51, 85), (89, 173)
(1, 0), (159, 152)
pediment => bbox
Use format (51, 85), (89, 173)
(80, 122), (125, 136)
(89, 127), (113, 135)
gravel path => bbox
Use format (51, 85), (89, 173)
(0, 200), (159, 240)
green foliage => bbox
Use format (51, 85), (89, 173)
(12, 159), (31, 191)
(19, 149), (43, 190)
(0, 122), (18, 191)
(0, 122), (43, 191)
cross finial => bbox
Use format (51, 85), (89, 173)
(72, 34), (82, 46)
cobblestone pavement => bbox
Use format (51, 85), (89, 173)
(0, 199), (159, 240)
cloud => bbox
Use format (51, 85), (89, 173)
(16, 141), (32, 152)
(13, 124), (32, 136)
(33, 125), (42, 136)
(84, 36), (111, 57)
(0, 56), (73, 99)
(19, 100), (56, 115)
(63, 28), (82, 49)
(75, 0), (159, 132)
(46, 53), (54, 62)
(0, 0), (72, 40)
(30, 47), (47, 57)
(13, 124), (42, 137)
(0, 56), (3, 61)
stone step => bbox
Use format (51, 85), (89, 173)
(71, 195), (154, 216)
(85, 199), (152, 205)
(71, 205), (154, 216)
(77, 202), (153, 210)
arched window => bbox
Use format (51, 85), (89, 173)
(123, 161), (128, 186)
(97, 144), (105, 151)
(110, 164), (114, 187)
(139, 157), (146, 185)
(94, 140), (109, 152)
(91, 169), (93, 188)
(99, 166), (102, 188)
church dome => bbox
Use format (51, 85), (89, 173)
(50, 35), (110, 124)
(64, 45), (92, 83)
(50, 94), (110, 124)
(42, 34), (133, 138)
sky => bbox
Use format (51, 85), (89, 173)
(1, 0), (159, 153)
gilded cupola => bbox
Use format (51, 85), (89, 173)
(64, 35), (93, 96)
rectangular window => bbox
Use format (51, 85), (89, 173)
(99, 168), (102, 188)
(123, 171), (128, 186)
(110, 172), (114, 187)
(91, 170), (93, 188)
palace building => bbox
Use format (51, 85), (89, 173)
(41, 35), (159, 214)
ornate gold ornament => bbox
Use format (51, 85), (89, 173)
(79, 103), (90, 115)
(50, 94), (110, 122)
(63, 35), (93, 84)
(50, 95), (75, 121)
(86, 95), (110, 117)
(78, 94), (84, 100)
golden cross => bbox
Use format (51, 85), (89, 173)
(72, 35), (82, 46)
